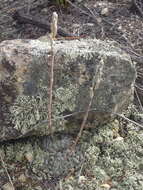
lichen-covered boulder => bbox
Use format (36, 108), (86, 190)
(0, 39), (136, 141)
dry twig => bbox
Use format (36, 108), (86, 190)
(135, 87), (143, 112)
(70, 59), (105, 152)
(48, 12), (58, 134)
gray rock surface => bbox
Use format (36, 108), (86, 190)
(0, 38), (136, 141)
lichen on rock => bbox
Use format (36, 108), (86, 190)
(0, 38), (136, 141)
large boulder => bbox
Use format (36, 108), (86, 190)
(0, 39), (136, 141)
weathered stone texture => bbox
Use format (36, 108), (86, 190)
(0, 39), (136, 141)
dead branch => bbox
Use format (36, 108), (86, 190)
(48, 44), (55, 134)
(47, 12), (58, 134)
(70, 58), (105, 152)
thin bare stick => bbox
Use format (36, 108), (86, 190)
(70, 87), (94, 151)
(135, 84), (143, 91)
(48, 12), (58, 134)
(135, 88), (143, 112)
(36, 107), (143, 130)
(116, 113), (143, 129)
(70, 60), (105, 152)
(66, 0), (90, 16)
(0, 152), (15, 189)
(48, 45), (54, 134)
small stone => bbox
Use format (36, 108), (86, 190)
(83, 23), (94, 27)
(101, 8), (109, 16)
(72, 24), (80, 28)
(34, 186), (43, 190)
(101, 183), (111, 189)
(24, 152), (33, 163)
(18, 174), (27, 183)
(41, 8), (48, 14)
(78, 175), (87, 184)
(67, 185), (73, 190)
(113, 136), (124, 141)
(97, 17), (102, 24)
(118, 25), (122, 30)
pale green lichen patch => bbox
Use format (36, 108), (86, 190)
(9, 49), (105, 138)
(53, 81), (78, 113)
(0, 108), (143, 189)
(29, 39), (130, 63)
(10, 94), (48, 135)
(9, 54), (80, 137)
